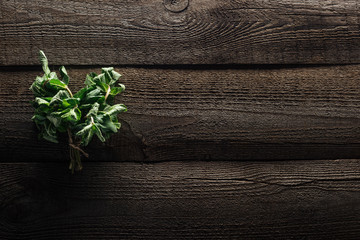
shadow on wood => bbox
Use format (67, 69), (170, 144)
(1, 160), (360, 239)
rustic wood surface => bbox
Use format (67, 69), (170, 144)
(1, 1), (360, 238)
(1, 0), (360, 65)
(1, 159), (360, 239)
(1, 65), (360, 162)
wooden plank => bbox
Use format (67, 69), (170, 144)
(1, 160), (360, 239)
(1, 65), (360, 162)
(1, 0), (360, 65)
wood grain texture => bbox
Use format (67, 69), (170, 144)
(1, 0), (360, 65)
(1, 159), (360, 239)
(1, 65), (360, 162)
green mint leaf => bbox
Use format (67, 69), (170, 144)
(39, 50), (50, 76)
(102, 104), (127, 116)
(86, 102), (100, 118)
(47, 79), (67, 90)
(111, 70), (121, 81)
(79, 103), (92, 111)
(30, 76), (52, 97)
(96, 81), (109, 93)
(59, 66), (69, 85)
(84, 72), (97, 87)
(74, 86), (92, 99)
(40, 121), (58, 143)
(93, 73), (107, 85)
(75, 122), (94, 146)
(61, 107), (81, 123)
(62, 98), (80, 108)
(47, 112), (62, 128)
(101, 67), (122, 86)
(32, 114), (47, 125)
(102, 68), (113, 84)
(48, 71), (58, 80)
(34, 97), (50, 107)
(110, 85), (125, 96)
(101, 67), (114, 72)
(93, 123), (105, 142)
(42, 133), (58, 143)
(50, 90), (70, 105)
(100, 115), (120, 133)
(83, 88), (103, 103)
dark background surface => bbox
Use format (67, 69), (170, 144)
(1, 0), (360, 239)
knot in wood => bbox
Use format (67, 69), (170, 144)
(163, 0), (189, 13)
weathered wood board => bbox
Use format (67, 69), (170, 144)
(1, 0), (360, 239)
(1, 160), (360, 239)
(1, 65), (360, 161)
(1, 0), (360, 65)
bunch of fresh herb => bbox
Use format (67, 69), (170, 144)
(30, 51), (127, 172)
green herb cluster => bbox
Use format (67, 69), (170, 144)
(30, 51), (127, 172)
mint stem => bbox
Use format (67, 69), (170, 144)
(65, 86), (73, 98)
(67, 128), (84, 173)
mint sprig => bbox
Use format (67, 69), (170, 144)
(30, 51), (127, 172)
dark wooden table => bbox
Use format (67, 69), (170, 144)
(1, 0), (360, 239)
